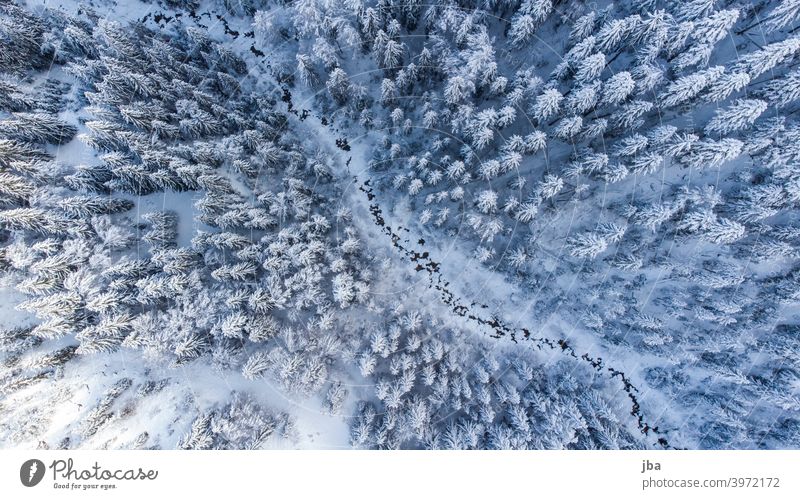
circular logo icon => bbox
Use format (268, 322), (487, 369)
(20, 459), (45, 487)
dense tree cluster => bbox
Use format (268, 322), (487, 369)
(0, 1), (366, 448)
(348, 306), (643, 449)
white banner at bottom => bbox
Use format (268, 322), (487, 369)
(0, 450), (798, 498)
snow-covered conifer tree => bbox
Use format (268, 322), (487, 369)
(705, 99), (768, 136)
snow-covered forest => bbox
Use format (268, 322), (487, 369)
(1, 0), (799, 449)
